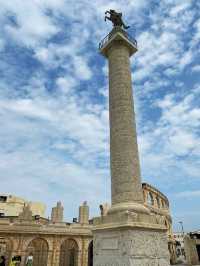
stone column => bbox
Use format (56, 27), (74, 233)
(79, 202), (89, 225)
(109, 38), (142, 203)
(101, 27), (148, 214)
(51, 237), (61, 266)
(93, 27), (170, 266)
(47, 251), (53, 266)
(81, 238), (90, 266)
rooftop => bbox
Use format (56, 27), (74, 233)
(99, 27), (137, 56)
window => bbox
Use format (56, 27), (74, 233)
(147, 192), (154, 205)
(0, 196), (7, 202)
(156, 197), (160, 208)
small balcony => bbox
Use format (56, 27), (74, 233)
(99, 27), (137, 51)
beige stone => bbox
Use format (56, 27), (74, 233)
(0, 194), (45, 217)
(51, 201), (64, 223)
(18, 204), (32, 221)
(79, 201), (89, 224)
(100, 28), (149, 215)
(0, 204), (92, 266)
(0, 184), (175, 266)
(93, 27), (170, 266)
(94, 229), (169, 266)
(184, 233), (200, 265)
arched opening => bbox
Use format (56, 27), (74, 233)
(165, 219), (169, 230)
(156, 196), (160, 208)
(147, 192), (154, 206)
(196, 245), (200, 262)
(0, 237), (13, 266)
(59, 239), (78, 266)
(88, 241), (93, 266)
(26, 238), (48, 266)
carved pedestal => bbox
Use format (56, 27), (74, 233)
(93, 210), (170, 266)
(94, 229), (169, 266)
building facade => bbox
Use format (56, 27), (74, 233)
(184, 230), (200, 265)
(0, 184), (175, 266)
(0, 201), (93, 266)
(0, 195), (45, 217)
(142, 183), (176, 264)
(173, 232), (186, 264)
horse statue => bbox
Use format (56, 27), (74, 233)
(105, 10), (130, 30)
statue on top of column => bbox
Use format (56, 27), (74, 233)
(105, 10), (130, 30)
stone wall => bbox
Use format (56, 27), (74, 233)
(142, 183), (176, 264)
(0, 219), (92, 266)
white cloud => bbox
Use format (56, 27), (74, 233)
(179, 50), (193, 70)
(169, 131), (198, 156)
(2, 1), (58, 47)
(191, 64), (200, 73)
(0, 76), (109, 217)
(34, 47), (51, 63)
(138, 87), (200, 186)
(0, 98), (53, 121)
(56, 76), (77, 94)
(73, 56), (92, 80)
(191, 18), (200, 46)
(170, 2), (191, 16)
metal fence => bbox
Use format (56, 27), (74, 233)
(99, 30), (137, 50)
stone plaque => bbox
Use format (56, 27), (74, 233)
(102, 237), (118, 250)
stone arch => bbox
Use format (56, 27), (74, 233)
(87, 241), (93, 266)
(156, 196), (160, 208)
(165, 219), (169, 229)
(0, 237), (13, 266)
(59, 238), (78, 266)
(161, 199), (165, 208)
(24, 236), (52, 251)
(26, 237), (49, 266)
(147, 192), (154, 206)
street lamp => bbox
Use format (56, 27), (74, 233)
(178, 221), (186, 260)
(179, 221), (184, 236)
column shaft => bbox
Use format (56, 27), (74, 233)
(108, 41), (143, 205)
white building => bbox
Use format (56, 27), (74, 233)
(0, 194), (46, 217)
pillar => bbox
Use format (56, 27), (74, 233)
(109, 36), (142, 204)
(81, 238), (91, 266)
(79, 202), (89, 225)
(51, 237), (61, 266)
(93, 26), (170, 266)
(100, 27), (149, 214)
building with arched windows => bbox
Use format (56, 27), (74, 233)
(0, 184), (176, 266)
(142, 183), (176, 264)
(0, 195), (45, 218)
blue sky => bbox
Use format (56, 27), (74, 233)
(0, 0), (199, 232)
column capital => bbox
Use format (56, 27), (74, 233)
(99, 27), (137, 57)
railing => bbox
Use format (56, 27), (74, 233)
(99, 29), (137, 50)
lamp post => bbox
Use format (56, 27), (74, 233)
(179, 221), (186, 260)
(179, 221), (185, 236)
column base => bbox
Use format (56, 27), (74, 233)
(108, 202), (150, 215)
(93, 209), (170, 265)
(93, 228), (170, 266)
